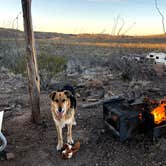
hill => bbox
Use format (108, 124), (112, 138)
(0, 28), (75, 39)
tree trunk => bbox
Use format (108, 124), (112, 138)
(21, 0), (41, 123)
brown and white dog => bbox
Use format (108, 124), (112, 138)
(49, 85), (76, 151)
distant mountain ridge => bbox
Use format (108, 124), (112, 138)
(0, 27), (166, 44)
(0, 28), (75, 39)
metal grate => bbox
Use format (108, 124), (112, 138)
(103, 97), (166, 141)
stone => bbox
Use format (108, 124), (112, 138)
(6, 152), (15, 160)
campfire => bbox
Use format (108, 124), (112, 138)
(151, 98), (166, 124)
(103, 96), (166, 141)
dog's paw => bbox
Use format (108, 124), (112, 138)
(56, 144), (63, 151)
(67, 139), (74, 145)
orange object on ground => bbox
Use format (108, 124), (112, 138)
(61, 141), (80, 159)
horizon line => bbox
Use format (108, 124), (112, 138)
(0, 27), (165, 37)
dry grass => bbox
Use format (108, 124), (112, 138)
(54, 41), (166, 50)
(1, 34), (166, 50)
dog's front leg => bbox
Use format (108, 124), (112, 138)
(67, 123), (73, 144)
(56, 125), (63, 150)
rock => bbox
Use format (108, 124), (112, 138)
(66, 59), (83, 75)
(157, 138), (166, 151)
(4, 107), (13, 111)
(76, 93), (81, 98)
(100, 129), (105, 134)
(85, 79), (103, 88)
(78, 79), (105, 100)
(87, 99), (99, 102)
(6, 152), (15, 160)
(104, 90), (114, 98)
(0, 151), (6, 161)
(0, 66), (25, 93)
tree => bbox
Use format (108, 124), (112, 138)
(155, 0), (166, 34)
(21, 0), (41, 123)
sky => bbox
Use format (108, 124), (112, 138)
(0, 0), (166, 35)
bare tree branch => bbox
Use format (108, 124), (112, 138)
(117, 17), (125, 36)
(122, 22), (136, 36)
(155, 0), (166, 34)
(111, 15), (120, 35)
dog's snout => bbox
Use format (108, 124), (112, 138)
(58, 108), (63, 112)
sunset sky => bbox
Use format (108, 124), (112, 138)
(0, 0), (166, 35)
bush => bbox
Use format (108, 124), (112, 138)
(38, 53), (67, 89)
(0, 39), (27, 75)
(0, 41), (67, 89)
(12, 55), (26, 75)
(109, 55), (157, 81)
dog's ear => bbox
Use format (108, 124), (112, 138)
(64, 90), (76, 108)
(64, 90), (73, 98)
(49, 91), (57, 101)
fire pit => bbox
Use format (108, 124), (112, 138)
(103, 97), (166, 141)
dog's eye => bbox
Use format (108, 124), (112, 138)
(54, 99), (59, 103)
(62, 99), (65, 102)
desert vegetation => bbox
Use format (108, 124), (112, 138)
(0, 27), (166, 165)
(1, 0), (166, 165)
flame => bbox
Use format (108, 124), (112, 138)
(151, 98), (166, 124)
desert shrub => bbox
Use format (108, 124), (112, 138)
(0, 39), (27, 75)
(109, 55), (157, 81)
(0, 40), (67, 89)
(0, 54), (27, 75)
(12, 55), (27, 75)
(38, 53), (67, 89)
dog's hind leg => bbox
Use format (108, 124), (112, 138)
(67, 123), (74, 144)
(56, 125), (63, 151)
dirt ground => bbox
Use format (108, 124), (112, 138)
(1, 89), (166, 166)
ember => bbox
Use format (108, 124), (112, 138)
(151, 98), (166, 124)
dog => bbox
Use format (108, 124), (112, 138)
(49, 85), (76, 151)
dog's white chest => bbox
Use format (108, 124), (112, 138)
(55, 118), (74, 128)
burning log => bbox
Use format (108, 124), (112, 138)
(151, 97), (166, 124)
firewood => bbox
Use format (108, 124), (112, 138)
(80, 95), (122, 108)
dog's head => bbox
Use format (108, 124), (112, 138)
(49, 90), (73, 119)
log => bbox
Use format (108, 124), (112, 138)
(21, 0), (40, 123)
(80, 96), (122, 108)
